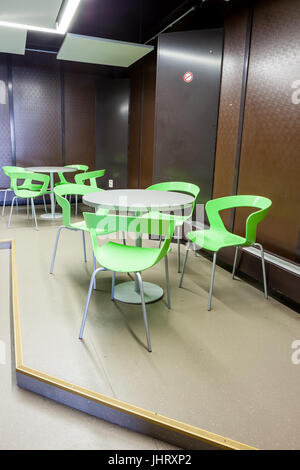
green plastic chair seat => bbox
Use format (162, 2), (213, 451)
(187, 228), (246, 252)
(143, 211), (188, 227)
(94, 242), (171, 273)
(80, 212), (176, 352)
(70, 219), (115, 236)
(179, 194), (272, 311)
(12, 188), (39, 198)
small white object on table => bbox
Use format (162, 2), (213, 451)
(83, 189), (194, 304)
(26, 166), (76, 220)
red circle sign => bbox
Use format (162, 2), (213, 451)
(183, 72), (193, 83)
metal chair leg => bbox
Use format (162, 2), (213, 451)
(75, 194), (78, 216)
(193, 243), (197, 257)
(232, 246), (239, 279)
(43, 194), (47, 213)
(253, 243), (268, 299)
(82, 230), (87, 263)
(93, 253), (97, 290)
(208, 252), (217, 311)
(177, 237), (181, 273)
(1, 190), (7, 216)
(27, 199), (29, 219)
(136, 272), (152, 352)
(16, 197), (19, 214)
(111, 272), (116, 300)
(164, 255), (171, 309)
(50, 226), (65, 274)
(179, 242), (190, 288)
(31, 198), (38, 230)
(79, 267), (106, 339)
(8, 196), (16, 228)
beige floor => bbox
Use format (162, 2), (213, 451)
(1, 203), (300, 449)
(0, 206), (178, 450)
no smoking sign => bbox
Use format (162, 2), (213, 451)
(183, 71), (194, 83)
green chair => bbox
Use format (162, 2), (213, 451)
(145, 182), (200, 272)
(79, 213), (176, 352)
(74, 169), (106, 188)
(73, 169), (106, 216)
(179, 195), (272, 311)
(56, 165), (89, 216)
(7, 170), (50, 230)
(50, 183), (112, 277)
(2, 166), (49, 216)
(56, 164), (89, 186)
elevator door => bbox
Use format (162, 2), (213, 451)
(153, 29), (223, 203)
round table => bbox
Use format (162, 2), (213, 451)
(83, 189), (194, 304)
(27, 166), (76, 219)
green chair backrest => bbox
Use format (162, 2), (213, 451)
(54, 183), (103, 228)
(9, 171), (49, 198)
(2, 166), (26, 188)
(75, 169), (106, 188)
(57, 164), (89, 185)
(2, 166), (25, 175)
(206, 195), (272, 246)
(84, 212), (176, 268)
(146, 181), (200, 213)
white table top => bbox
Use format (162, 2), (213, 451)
(83, 189), (194, 212)
(26, 166), (76, 173)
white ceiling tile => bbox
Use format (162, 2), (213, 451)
(0, 25), (27, 54)
(0, 0), (63, 29)
(57, 33), (154, 68)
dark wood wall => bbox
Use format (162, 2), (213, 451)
(214, 0), (300, 264)
(0, 52), (116, 188)
(64, 71), (96, 171)
(213, 9), (248, 228)
(236, 0), (300, 261)
(212, 0), (300, 306)
(12, 54), (62, 168)
(128, 51), (157, 189)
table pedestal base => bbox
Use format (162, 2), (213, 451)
(114, 281), (163, 304)
(40, 213), (63, 220)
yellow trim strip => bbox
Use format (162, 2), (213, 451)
(6, 238), (256, 451)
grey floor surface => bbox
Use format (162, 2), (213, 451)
(1, 203), (300, 450)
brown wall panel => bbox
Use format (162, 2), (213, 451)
(128, 62), (142, 189)
(127, 51), (157, 189)
(235, 0), (300, 261)
(140, 51), (156, 189)
(12, 54), (62, 167)
(0, 55), (12, 189)
(95, 79), (129, 189)
(213, 9), (248, 226)
(64, 72), (96, 171)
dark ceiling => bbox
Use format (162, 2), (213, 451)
(26, 0), (247, 53)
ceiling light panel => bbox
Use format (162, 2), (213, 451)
(0, 0), (63, 29)
(0, 25), (27, 54)
(57, 34), (154, 68)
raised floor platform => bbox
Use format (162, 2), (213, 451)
(2, 205), (300, 449)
